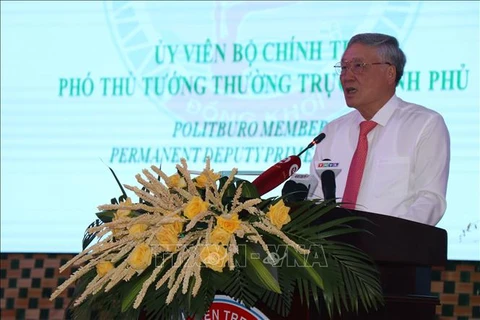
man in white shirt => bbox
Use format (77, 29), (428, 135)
(309, 33), (450, 226)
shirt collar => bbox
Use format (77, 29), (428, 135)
(370, 94), (399, 127)
(353, 94), (400, 127)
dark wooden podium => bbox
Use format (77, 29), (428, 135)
(264, 208), (448, 320)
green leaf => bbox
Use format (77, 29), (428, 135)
(314, 216), (373, 233)
(320, 241), (384, 314)
(287, 245), (324, 290)
(297, 278), (312, 310)
(218, 176), (231, 192)
(284, 201), (338, 233)
(237, 179), (260, 199)
(96, 210), (143, 223)
(96, 211), (115, 223)
(311, 282), (321, 314)
(261, 267), (295, 317)
(286, 200), (320, 222)
(314, 227), (368, 239)
(186, 270), (217, 319)
(220, 269), (264, 308)
(82, 219), (103, 250)
(107, 166), (128, 199)
(121, 270), (155, 312)
(219, 176), (237, 205)
(245, 244), (281, 294)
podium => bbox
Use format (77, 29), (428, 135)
(261, 207), (447, 320)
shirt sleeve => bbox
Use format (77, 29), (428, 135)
(399, 113), (450, 225)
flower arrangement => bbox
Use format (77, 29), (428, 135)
(51, 158), (383, 319)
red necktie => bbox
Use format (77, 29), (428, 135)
(342, 120), (377, 209)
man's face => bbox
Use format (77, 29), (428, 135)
(339, 43), (394, 112)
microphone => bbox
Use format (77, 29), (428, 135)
(289, 173), (318, 200)
(252, 133), (327, 197)
(281, 180), (309, 205)
(297, 133), (326, 157)
(251, 155), (301, 196)
(316, 159), (341, 202)
(315, 160), (342, 177)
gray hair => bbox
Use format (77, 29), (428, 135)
(347, 33), (406, 85)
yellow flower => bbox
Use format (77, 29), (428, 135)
(195, 170), (221, 188)
(199, 244), (228, 272)
(195, 174), (209, 188)
(168, 173), (187, 189)
(172, 220), (184, 233)
(156, 226), (179, 252)
(209, 227), (232, 246)
(217, 213), (241, 234)
(114, 197), (133, 220)
(129, 223), (148, 238)
(112, 228), (125, 239)
(161, 223), (183, 236)
(266, 200), (291, 229)
(184, 196), (209, 220)
(96, 261), (114, 277)
(127, 243), (152, 270)
(166, 215), (184, 234)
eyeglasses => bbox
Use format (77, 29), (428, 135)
(334, 61), (392, 75)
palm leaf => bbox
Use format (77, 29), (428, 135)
(121, 269), (156, 312)
(95, 210), (115, 223)
(286, 244), (324, 290)
(261, 205), (383, 317)
(244, 244), (282, 294)
(317, 242), (384, 316)
(315, 257), (343, 316)
(284, 202), (340, 234)
(296, 278), (310, 308)
(297, 216), (372, 240)
(314, 227), (369, 239)
(311, 215), (373, 234)
(286, 200), (327, 223)
(141, 284), (172, 320)
(185, 270), (218, 320)
(107, 166), (127, 199)
(238, 179), (260, 199)
(287, 207), (383, 317)
(220, 269), (265, 308)
(260, 264), (296, 317)
(82, 219), (103, 250)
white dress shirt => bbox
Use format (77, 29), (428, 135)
(309, 94), (450, 226)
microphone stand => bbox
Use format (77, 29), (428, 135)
(297, 133), (326, 157)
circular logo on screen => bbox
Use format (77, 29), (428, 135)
(186, 295), (269, 320)
(103, 1), (420, 123)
